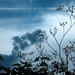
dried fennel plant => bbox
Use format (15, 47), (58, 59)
(35, 5), (75, 74)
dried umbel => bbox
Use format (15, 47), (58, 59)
(60, 22), (67, 27)
(50, 27), (58, 36)
(56, 5), (64, 11)
(67, 6), (75, 15)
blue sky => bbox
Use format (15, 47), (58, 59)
(0, 0), (75, 61)
(0, 0), (75, 54)
(0, 0), (73, 8)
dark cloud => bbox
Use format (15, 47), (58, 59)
(0, 29), (46, 67)
(12, 29), (45, 51)
(0, 54), (18, 68)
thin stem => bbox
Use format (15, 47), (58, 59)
(43, 40), (63, 62)
(54, 36), (59, 46)
(43, 40), (57, 53)
(70, 16), (72, 27)
(66, 56), (68, 70)
(60, 21), (75, 46)
(58, 10), (74, 59)
(51, 35), (60, 57)
(63, 26), (65, 35)
(62, 10), (70, 17)
(53, 35), (62, 58)
(59, 45), (61, 58)
(59, 22), (75, 59)
(62, 9), (73, 27)
(60, 9), (73, 45)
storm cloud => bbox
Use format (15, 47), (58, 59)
(12, 29), (46, 51)
(0, 29), (46, 67)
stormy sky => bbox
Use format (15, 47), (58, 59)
(0, 0), (75, 67)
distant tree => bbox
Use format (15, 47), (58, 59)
(0, 55), (10, 75)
